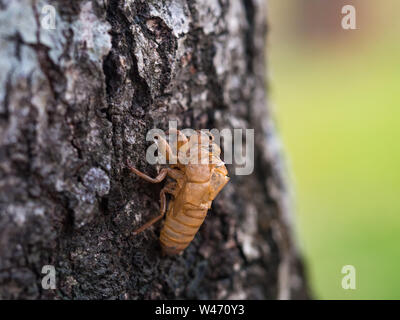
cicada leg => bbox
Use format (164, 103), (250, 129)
(132, 182), (179, 235)
(127, 162), (183, 235)
(127, 163), (168, 183)
(132, 188), (167, 235)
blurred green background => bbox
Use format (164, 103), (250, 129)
(268, 0), (400, 299)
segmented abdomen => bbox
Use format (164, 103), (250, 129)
(160, 208), (207, 255)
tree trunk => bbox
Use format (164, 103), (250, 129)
(0, 0), (309, 299)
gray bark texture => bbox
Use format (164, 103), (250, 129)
(0, 0), (309, 299)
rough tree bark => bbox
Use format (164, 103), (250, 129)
(0, 0), (309, 299)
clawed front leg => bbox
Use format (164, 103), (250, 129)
(127, 162), (168, 183)
(127, 161), (184, 183)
